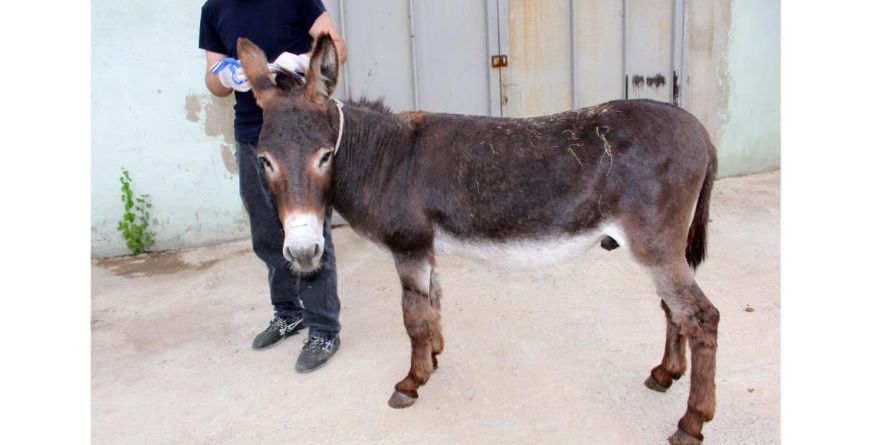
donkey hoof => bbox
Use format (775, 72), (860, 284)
(668, 429), (702, 445)
(388, 391), (418, 409)
(644, 375), (670, 393)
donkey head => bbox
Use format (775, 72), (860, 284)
(238, 35), (340, 274)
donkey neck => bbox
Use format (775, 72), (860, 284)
(330, 103), (417, 227)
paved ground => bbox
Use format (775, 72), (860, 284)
(92, 171), (780, 445)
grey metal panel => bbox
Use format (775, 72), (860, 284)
(495, 0), (629, 115)
(412, 0), (492, 115)
(506, 0), (572, 117)
(408, 0), (420, 109)
(569, 0), (577, 109)
(574, 0), (625, 107)
(672, 0), (686, 107)
(486, 0), (503, 117)
(338, 0), (415, 112)
(326, 0), (663, 119)
(625, 0), (674, 102)
(498, 0), (513, 117)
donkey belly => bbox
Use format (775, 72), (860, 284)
(432, 222), (627, 270)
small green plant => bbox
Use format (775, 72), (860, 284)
(117, 168), (155, 255)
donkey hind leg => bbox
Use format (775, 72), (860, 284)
(647, 261), (720, 445)
(388, 253), (444, 409)
(428, 269), (445, 369)
(645, 300), (688, 392)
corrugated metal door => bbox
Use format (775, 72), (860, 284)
(325, 0), (498, 115)
(624, 0), (676, 102)
(325, 1), (415, 111)
(574, 0), (627, 107)
(501, 0), (685, 117)
(501, 0), (626, 118)
(324, 0), (685, 117)
(503, 0), (574, 117)
(413, 1), (494, 115)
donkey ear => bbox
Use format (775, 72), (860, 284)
(305, 33), (339, 104)
(237, 37), (277, 108)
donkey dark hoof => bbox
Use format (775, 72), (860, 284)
(644, 375), (671, 393)
(388, 391), (418, 409)
(668, 429), (702, 445)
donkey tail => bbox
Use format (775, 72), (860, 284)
(686, 150), (717, 270)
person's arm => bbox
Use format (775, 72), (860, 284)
(205, 50), (233, 97)
(308, 12), (348, 65)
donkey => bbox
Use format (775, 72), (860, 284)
(237, 35), (719, 445)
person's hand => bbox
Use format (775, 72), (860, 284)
(210, 58), (251, 92)
(272, 51), (310, 74)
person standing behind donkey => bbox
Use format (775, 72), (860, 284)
(198, 0), (348, 372)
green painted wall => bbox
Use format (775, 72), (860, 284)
(92, 0), (247, 257)
(718, 0), (781, 177)
(684, 0), (780, 178)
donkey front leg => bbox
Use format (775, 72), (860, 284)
(388, 252), (444, 409)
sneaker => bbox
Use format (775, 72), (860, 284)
(295, 334), (340, 373)
(252, 317), (304, 350)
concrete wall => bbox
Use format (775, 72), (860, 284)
(91, 0), (780, 256)
(92, 0), (247, 257)
(716, 0), (780, 177)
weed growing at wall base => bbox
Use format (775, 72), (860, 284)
(117, 168), (155, 255)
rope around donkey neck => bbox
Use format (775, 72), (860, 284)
(332, 97), (344, 156)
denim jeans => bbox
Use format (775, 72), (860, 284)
(236, 141), (341, 338)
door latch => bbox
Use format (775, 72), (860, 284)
(491, 55), (509, 68)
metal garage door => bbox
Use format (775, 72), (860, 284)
(501, 0), (686, 117)
(325, 0), (499, 116)
(624, 0), (684, 102)
(324, 0), (685, 117)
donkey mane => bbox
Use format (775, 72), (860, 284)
(346, 96), (393, 115)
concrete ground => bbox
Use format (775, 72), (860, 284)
(92, 171), (780, 445)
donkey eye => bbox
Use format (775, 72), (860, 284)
(259, 156), (274, 173)
(318, 151), (333, 168)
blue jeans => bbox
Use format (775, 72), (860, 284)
(236, 141), (341, 339)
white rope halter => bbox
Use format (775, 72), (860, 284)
(332, 97), (345, 156)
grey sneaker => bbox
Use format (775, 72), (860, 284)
(252, 317), (304, 350)
(295, 334), (340, 373)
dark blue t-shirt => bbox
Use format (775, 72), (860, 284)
(199, 0), (326, 143)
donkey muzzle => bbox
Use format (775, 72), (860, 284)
(282, 213), (325, 273)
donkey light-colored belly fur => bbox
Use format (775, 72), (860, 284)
(432, 222), (628, 270)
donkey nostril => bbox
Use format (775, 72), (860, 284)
(313, 244), (320, 256)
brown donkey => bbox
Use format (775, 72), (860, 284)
(238, 35), (719, 445)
